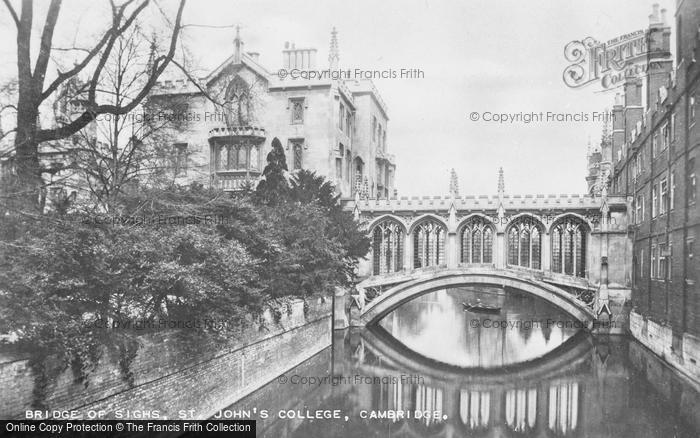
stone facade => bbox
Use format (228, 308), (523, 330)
(150, 28), (396, 198)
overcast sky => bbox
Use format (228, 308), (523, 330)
(0, 0), (676, 196)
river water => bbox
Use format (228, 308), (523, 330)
(227, 286), (700, 437)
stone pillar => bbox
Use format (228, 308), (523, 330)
(542, 233), (551, 271)
(404, 230), (413, 271)
(333, 287), (349, 330)
(447, 232), (458, 269)
(495, 232), (506, 269)
(447, 202), (458, 268)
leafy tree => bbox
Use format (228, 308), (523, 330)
(289, 169), (370, 285)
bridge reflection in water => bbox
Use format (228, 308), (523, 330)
(228, 286), (700, 438)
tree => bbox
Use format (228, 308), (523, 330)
(289, 169), (370, 285)
(255, 137), (290, 205)
(2, 0), (186, 210)
(65, 26), (191, 211)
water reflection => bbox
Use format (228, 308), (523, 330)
(227, 286), (700, 438)
(378, 286), (580, 367)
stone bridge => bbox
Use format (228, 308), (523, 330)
(339, 190), (632, 333)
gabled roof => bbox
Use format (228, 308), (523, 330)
(204, 52), (271, 85)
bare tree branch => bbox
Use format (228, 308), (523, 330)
(37, 0), (186, 143)
(2, 0), (19, 27)
(33, 0), (63, 92)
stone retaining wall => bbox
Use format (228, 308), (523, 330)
(0, 297), (332, 420)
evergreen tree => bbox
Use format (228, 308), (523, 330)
(255, 137), (290, 205)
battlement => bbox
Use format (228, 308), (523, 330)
(344, 194), (627, 213)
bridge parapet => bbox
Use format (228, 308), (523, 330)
(345, 193), (627, 213)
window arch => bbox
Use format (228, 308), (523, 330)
(353, 157), (364, 193)
(224, 75), (252, 126)
(460, 217), (494, 264)
(507, 217), (543, 269)
(372, 219), (404, 275)
(413, 218), (446, 269)
(551, 216), (588, 277)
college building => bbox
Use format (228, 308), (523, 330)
(149, 27), (396, 198)
(0, 27), (397, 207)
(590, 0), (700, 376)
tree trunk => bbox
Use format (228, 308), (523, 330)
(12, 94), (43, 211)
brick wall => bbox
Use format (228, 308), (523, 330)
(0, 297), (332, 420)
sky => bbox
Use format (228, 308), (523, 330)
(0, 0), (677, 196)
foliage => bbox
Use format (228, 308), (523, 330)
(254, 137), (290, 205)
(0, 171), (368, 400)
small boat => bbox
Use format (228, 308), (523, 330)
(462, 301), (501, 314)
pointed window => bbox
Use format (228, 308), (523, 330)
(413, 219), (446, 269)
(372, 219), (404, 275)
(506, 217), (543, 270)
(551, 216), (588, 277)
(460, 217), (494, 264)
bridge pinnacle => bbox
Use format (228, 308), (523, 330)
(449, 168), (459, 197)
(497, 167), (505, 196)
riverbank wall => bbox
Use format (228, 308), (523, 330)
(0, 297), (332, 420)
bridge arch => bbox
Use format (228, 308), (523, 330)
(360, 269), (596, 327)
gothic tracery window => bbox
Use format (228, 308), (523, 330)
(507, 217), (543, 270)
(372, 219), (404, 275)
(460, 217), (494, 264)
(413, 218), (446, 269)
(224, 76), (252, 127)
(551, 217), (587, 277)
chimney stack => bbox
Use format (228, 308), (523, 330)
(649, 3), (661, 25)
(282, 43), (318, 70)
